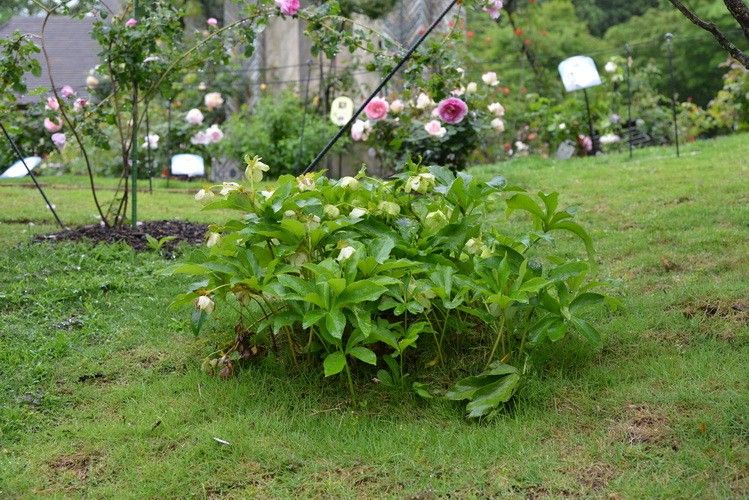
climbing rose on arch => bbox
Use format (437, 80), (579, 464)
(437, 97), (468, 125)
(275, 0), (300, 16)
(364, 98), (389, 121)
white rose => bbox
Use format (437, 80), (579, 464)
(86, 75), (99, 88)
(349, 207), (367, 218)
(466, 82), (478, 93)
(185, 108), (204, 125)
(482, 71), (499, 86)
(604, 61), (617, 74)
(488, 102), (505, 117)
(390, 99), (405, 114)
(204, 92), (224, 110)
(491, 118), (505, 133)
(416, 93), (433, 110)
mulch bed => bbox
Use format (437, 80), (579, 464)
(35, 220), (208, 251)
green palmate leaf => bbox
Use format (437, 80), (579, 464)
(412, 382), (434, 399)
(348, 346), (377, 365)
(191, 309), (206, 335)
(323, 351), (346, 377)
(337, 280), (388, 306)
(570, 292), (605, 313)
(506, 193), (546, 223)
(465, 372), (521, 418)
(549, 261), (589, 282)
(302, 309), (327, 329)
(370, 236), (396, 264)
(551, 220), (595, 257)
(325, 307), (346, 339)
(569, 317), (602, 345)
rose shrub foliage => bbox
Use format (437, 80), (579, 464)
(169, 158), (616, 418)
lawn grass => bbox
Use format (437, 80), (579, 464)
(1, 135), (747, 497)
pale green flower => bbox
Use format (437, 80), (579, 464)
(244, 154), (270, 182)
(378, 200), (400, 217)
(324, 204), (340, 218)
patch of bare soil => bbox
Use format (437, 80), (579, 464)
(34, 220), (207, 252)
(48, 452), (100, 482)
(610, 404), (674, 448)
(576, 462), (616, 492)
(683, 301), (749, 326)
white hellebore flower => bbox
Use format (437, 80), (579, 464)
(405, 172), (436, 194)
(284, 210), (297, 219)
(487, 102), (505, 117)
(416, 92), (433, 110)
(297, 173), (316, 191)
(466, 81), (478, 93)
(206, 232), (220, 247)
(604, 61), (618, 74)
(219, 182), (241, 196)
(185, 108), (204, 125)
(196, 295), (215, 314)
(349, 207), (367, 219)
(482, 71), (499, 86)
(337, 246), (356, 261)
(339, 176), (359, 189)
(559, 123), (567, 130)
(260, 189), (275, 198)
(195, 188), (214, 201)
(491, 118), (505, 133)
(378, 200), (400, 217)
(324, 204), (340, 218)
(204, 92), (224, 110)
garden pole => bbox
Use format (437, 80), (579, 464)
(0, 121), (65, 229)
(582, 88), (598, 154)
(665, 33), (680, 157)
(625, 43), (634, 159)
(303, 0), (459, 174)
(145, 105), (153, 194)
(131, 0), (141, 226)
(295, 59), (314, 172)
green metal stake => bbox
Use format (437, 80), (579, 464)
(130, 0), (141, 226)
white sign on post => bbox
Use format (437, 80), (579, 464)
(330, 96), (354, 126)
(558, 56), (602, 92)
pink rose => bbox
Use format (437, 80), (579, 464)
(364, 97), (389, 121)
(185, 108), (204, 125)
(44, 118), (63, 133)
(207, 18), (218, 26)
(51, 132), (66, 149)
(275, 0), (300, 16)
(351, 120), (371, 141)
(424, 120), (447, 138)
(437, 97), (468, 125)
(205, 124), (224, 143)
(46, 97), (59, 111)
(73, 98), (88, 112)
(484, 0), (503, 20)
(578, 135), (593, 153)
(60, 85), (75, 98)
(125, 18), (138, 28)
(190, 131), (209, 146)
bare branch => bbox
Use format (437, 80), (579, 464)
(668, 0), (749, 68)
(723, 0), (749, 42)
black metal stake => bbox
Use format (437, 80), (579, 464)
(665, 33), (680, 157)
(0, 121), (65, 229)
(625, 43), (634, 159)
(295, 59), (314, 172)
(582, 88), (598, 154)
(303, 0), (459, 174)
(145, 105), (153, 194)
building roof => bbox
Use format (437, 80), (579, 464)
(0, 15), (103, 102)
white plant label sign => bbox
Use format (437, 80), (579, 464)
(558, 56), (602, 92)
(330, 96), (354, 126)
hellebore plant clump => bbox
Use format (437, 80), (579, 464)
(170, 156), (616, 418)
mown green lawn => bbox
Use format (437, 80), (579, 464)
(1, 135), (747, 497)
